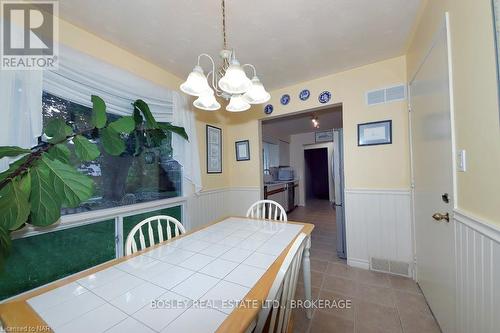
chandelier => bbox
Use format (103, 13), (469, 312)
(179, 0), (270, 112)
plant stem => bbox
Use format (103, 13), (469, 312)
(0, 127), (95, 191)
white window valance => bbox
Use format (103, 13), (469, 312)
(2, 43), (202, 193)
(43, 46), (174, 122)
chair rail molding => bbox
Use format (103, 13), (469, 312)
(453, 209), (500, 333)
(344, 188), (413, 273)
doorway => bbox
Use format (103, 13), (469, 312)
(304, 148), (329, 200)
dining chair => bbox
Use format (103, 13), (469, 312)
(124, 215), (186, 256)
(246, 200), (288, 222)
(254, 232), (308, 333)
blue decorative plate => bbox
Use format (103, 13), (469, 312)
(280, 94), (291, 105)
(318, 91), (332, 104)
(264, 104), (274, 114)
(299, 89), (310, 101)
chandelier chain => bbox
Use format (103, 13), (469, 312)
(222, 0), (227, 49)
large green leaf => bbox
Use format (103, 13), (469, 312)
(109, 116), (135, 133)
(30, 162), (61, 227)
(91, 95), (107, 129)
(0, 146), (31, 159)
(44, 118), (73, 143)
(158, 123), (189, 141)
(101, 127), (125, 156)
(0, 155), (29, 183)
(73, 135), (100, 161)
(47, 144), (71, 164)
(0, 178), (30, 231)
(0, 225), (12, 271)
(39, 156), (94, 208)
(134, 99), (158, 129)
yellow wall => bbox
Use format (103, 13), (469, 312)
(407, 0), (500, 224)
(224, 56), (411, 190)
(55, 18), (229, 190)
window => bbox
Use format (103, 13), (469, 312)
(42, 92), (182, 215)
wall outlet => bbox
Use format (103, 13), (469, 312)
(457, 149), (467, 172)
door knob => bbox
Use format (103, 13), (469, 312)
(432, 212), (449, 222)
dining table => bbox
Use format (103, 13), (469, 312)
(0, 216), (314, 333)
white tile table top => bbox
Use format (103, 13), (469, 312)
(26, 217), (303, 333)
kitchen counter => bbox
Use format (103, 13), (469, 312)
(264, 180), (299, 212)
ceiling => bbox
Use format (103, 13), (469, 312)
(58, 0), (422, 90)
(262, 106), (342, 141)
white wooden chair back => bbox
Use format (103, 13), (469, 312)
(246, 200), (288, 222)
(125, 215), (186, 256)
(254, 233), (308, 333)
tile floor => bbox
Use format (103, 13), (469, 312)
(288, 200), (442, 333)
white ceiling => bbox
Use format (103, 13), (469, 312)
(58, 0), (422, 90)
(262, 106), (343, 141)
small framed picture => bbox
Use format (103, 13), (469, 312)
(315, 130), (333, 143)
(235, 140), (250, 161)
(206, 125), (222, 173)
(358, 120), (392, 146)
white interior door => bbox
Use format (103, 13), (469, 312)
(409, 14), (456, 333)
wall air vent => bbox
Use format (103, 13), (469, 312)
(366, 84), (407, 106)
(370, 257), (411, 277)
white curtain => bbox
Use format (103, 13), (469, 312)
(43, 46), (174, 121)
(1, 44), (202, 192)
(0, 70), (43, 172)
(171, 92), (202, 193)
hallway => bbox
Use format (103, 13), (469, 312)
(289, 200), (441, 333)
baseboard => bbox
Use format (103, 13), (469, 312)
(347, 258), (370, 270)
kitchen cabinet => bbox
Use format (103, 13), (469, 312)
(264, 184), (287, 210)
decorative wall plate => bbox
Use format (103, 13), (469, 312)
(299, 89), (310, 101)
(264, 104), (274, 114)
(280, 94), (291, 105)
(318, 91), (332, 104)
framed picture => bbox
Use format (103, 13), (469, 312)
(358, 120), (392, 146)
(206, 125), (222, 173)
(235, 140), (250, 161)
(315, 130), (333, 143)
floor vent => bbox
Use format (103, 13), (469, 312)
(370, 257), (411, 277)
(366, 84), (407, 106)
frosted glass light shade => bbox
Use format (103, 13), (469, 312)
(226, 95), (251, 112)
(180, 65), (210, 96)
(243, 76), (270, 104)
(193, 89), (221, 111)
(218, 60), (252, 94)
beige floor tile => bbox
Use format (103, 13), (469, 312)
(292, 308), (313, 333)
(310, 310), (354, 333)
(326, 262), (358, 279)
(318, 289), (356, 320)
(388, 275), (422, 294)
(322, 275), (357, 295)
(355, 283), (395, 307)
(355, 269), (391, 288)
(310, 259), (329, 273)
(355, 301), (402, 333)
(399, 310), (441, 333)
(393, 290), (433, 317)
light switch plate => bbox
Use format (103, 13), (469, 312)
(457, 149), (466, 172)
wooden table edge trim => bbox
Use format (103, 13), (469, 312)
(0, 217), (314, 333)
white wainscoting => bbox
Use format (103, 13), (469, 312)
(344, 189), (413, 272)
(454, 209), (500, 333)
(186, 187), (261, 230)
